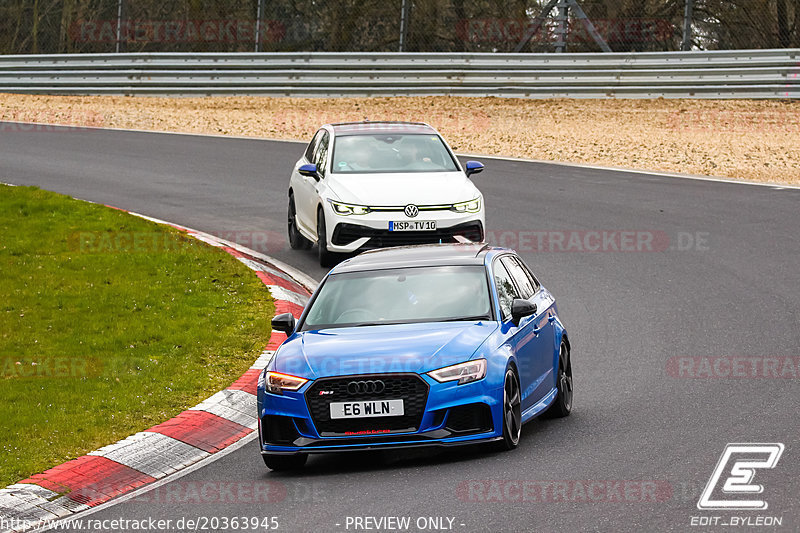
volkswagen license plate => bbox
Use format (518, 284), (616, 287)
(329, 399), (404, 419)
(389, 221), (436, 231)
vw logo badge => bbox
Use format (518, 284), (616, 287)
(347, 380), (386, 395)
(404, 204), (419, 218)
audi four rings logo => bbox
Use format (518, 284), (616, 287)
(347, 380), (386, 394)
(404, 204), (419, 218)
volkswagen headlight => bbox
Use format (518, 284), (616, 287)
(451, 197), (482, 213)
(329, 199), (371, 216)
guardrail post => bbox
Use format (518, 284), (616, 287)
(255, 0), (266, 52)
(554, 1), (569, 53)
(682, 0), (694, 51)
(114, 0), (125, 53)
(399, 0), (411, 52)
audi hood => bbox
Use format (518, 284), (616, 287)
(271, 321), (498, 379)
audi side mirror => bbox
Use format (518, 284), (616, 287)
(298, 163), (320, 181)
(510, 299), (537, 326)
(465, 160), (484, 177)
(271, 313), (296, 335)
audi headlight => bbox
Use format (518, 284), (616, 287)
(427, 359), (487, 385)
(264, 371), (308, 395)
(329, 199), (371, 216)
(451, 197), (482, 213)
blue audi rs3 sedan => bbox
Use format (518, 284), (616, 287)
(257, 243), (572, 470)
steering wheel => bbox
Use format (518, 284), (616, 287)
(335, 308), (374, 323)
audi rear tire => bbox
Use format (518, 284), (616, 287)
(543, 340), (572, 419)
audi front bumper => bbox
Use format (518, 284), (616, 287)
(257, 372), (504, 455)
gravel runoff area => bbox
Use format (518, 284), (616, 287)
(1, 94), (798, 185)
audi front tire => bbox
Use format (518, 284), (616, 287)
(494, 367), (522, 452)
(543, 341), (572, 419)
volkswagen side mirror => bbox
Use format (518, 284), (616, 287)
(298, 163), (319, 180)
(465, 160), (484, 177)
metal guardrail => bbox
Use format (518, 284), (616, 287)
(0, 50), (797, 98)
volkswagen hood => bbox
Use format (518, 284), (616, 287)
(325, 172), (480, 207)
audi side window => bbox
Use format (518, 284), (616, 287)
(501, 256), (535, 300)
(514, 256), (541, 293)
(304, 130), (322, 162)
(314, 131), (330, 178)
(493, 260), (520, 320)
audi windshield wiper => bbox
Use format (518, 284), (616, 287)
(440, 315), (491, 322)
(348, 321), (403, 327)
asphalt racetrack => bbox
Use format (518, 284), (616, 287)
(1, 124), (798, 532)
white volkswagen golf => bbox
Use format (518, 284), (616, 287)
(287, 121), (486, 266)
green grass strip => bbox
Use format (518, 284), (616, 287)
(0, 185), (273, 486)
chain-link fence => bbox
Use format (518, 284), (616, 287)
(1, 0), (798, 55)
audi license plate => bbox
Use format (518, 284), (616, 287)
(329, 399), (404, 419)
(389, 221), (436, 232)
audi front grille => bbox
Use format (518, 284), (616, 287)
(304, 374), (429, 437)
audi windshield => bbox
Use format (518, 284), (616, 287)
(331, 134), (459, 174)
(301, 266), (492, 330)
